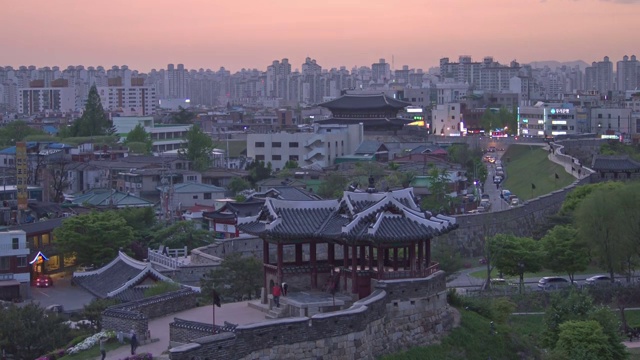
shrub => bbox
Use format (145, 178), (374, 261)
(121, 353), (153, 360)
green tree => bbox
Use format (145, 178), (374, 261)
(615, 182), (640, 281)
(552, 320), (615, 360)
(246, 161), (272, 185)
(125, 123), (152, 154)
(560, 182), (624, 216)
(201, 253), (263, 302)
(143, 281), (181, 298)
(284, 160), (298, 169)
(54, 211), (135, 267)
(575, 187), (627, 280)
(541, 225), (589, 284)
(480, 108), (498, 132)
(420, 167), (452, 214)
(70, 85), (114, 137)
(543, 289), (596, 348)
(83, 298), (120, 331)
(0, 120), (45, 146)
(150, 221), (211, 250)
(228, 177), (251, 194)
(0, 303), (70, 360)
(172, 106), (195, 124)
(178, 125), (214, 171)
(317, 173), (348, 199)
(490, 234), (542, 292)
(119, 207), (157, 259)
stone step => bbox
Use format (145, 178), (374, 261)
(265, 306), (285, 319)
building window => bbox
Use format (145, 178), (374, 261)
(0, 257), (8, 270)
(272, 142), (281, 148)
(272, 155), (281, 161)
(255, 142), (265, 148)
(289, 142), (299, 148)
(12, 238), (19, 250)
(187, 175), (197, 182)
(204, 193), (212, 200)
(17, 256), (27, 267)
(255, 155), (265, 161)
(598, 114), (603, 119)
(289, 155), (299, 161)
(193, 195), (198, 199)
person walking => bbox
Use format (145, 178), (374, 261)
(130, 329), (138, 355)
(281, 282), (288, 296)
(99, 336), (107, 360)
(272, 283), (282, 308)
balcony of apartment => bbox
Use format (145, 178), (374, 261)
(304, 148), (325, 162)
(0, 243), (30, 256)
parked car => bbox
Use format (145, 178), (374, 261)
(501, 190), (511, 199)
(481, 194), (490, 201)
(480, 200), (491, 210)
(510, 197), (520, 206)
(490, 278), (518, 291)
(537, 276), (570, 291)
(493, 176), (503, 184)
(45, 304), (64, 313)
(35, 274), (53, 288)
(585, 275), (619, 286)
(496, 171), (505, 178)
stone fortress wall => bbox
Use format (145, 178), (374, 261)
(169, 271), (454, 360)
(102, 288), (198, 341)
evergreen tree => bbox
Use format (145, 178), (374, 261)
(178, 125), (215, 171)
(125, 124), (152, 154)
(71, 85), (113, 137)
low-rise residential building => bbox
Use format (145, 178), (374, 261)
(157, 182), (226, 208)
(247, 123), (363, 170)
(0, 229), (30, 301)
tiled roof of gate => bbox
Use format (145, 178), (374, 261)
(319, 94), (411, 111)
(591, 155), (640, 171)
(237, 187), (457, 244)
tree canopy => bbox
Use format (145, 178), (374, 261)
(317, 173), (348, 199)
(420, 166), (452, 214)
(246, 161), (272, 185)
(54, 211), (135, 267)
(488, 234), (542, 291)
(149, 220), (212, 250)
(172, 106), (195, 124)
(68, 85), (115, 137)
(541, 225), (589, 283)
(178, 125), (215, 171)
(0, 120), (45, 146)
(227, 177), (251, 195)
(125, 123), (152, 154)
(200, 253), (263, 302)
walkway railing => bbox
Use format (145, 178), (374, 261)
(148, 247), (187, 269)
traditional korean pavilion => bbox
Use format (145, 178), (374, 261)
(316, 94), (413, 131)
(238, 184), (457, 299)
(591, 155), (640, 180)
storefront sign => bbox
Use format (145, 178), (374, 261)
(15, 142), (28, 210)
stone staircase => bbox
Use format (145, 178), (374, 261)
(265, 305), (286, 319)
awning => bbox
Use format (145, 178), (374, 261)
(0, 280), (20, 287)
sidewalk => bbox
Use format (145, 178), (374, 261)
(95, 300), (270, 360)
(547, 143), (591, 180)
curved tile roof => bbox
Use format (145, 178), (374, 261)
(238, 188), (456, 244)
(319, 94), (411, 111)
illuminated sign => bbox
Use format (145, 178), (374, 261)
(552, 131), (567, 135)
(538, 131), (545, 135)
(521, 119), (528, 123)
(29, 251), (49, 265)
(601, 135), (620, 140)
(550, 108), (570, 115)
(15, 142), (28, 210)
(538, 120), (545, 124)
(522, 129), (529, 134)
(407, 108), (423, 113)
(552, 120), (567, 125)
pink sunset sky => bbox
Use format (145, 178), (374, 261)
(1, 0), (638, 72)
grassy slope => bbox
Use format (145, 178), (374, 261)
(382, 309), (537, 360)
(501, 145), (575, 201)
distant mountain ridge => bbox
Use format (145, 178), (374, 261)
(525, 60), (590, 71)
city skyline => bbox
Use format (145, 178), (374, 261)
(2, 0), (639, 72)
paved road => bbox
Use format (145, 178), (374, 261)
(22, 274), (95, 312)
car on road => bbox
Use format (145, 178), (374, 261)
(585, 275), (619, 286)
(501, 190), (511, 199)
(35, 274), (53, 288)
(481, 194), (490, 201)
(510, 197), (520, 206)
(45, 304), (64, 313)
(493, 176), (503, 184)
(538, 276), (570, 291)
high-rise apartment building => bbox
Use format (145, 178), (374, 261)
(585, 56), (614, 94)
(617, 55), (639, 91)
(164, 64), (188, 99)
(371, 59), (390, 84)
(97, 76), (156, 116)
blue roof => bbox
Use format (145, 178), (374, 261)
(0, 142), (39, 155)
(47, 143), (74, 149)
(43, 126), (59, 135)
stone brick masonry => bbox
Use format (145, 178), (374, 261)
(169, 272), (454, 360)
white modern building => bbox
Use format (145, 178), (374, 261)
(431, 103), (463, 136)
(97, 85), (156, 116)
(435, 81), (469, 105)
(247, 123), (364, 170)
(518, 102), (577, 138)
(0, 229), (30, 301)
(590, 108), (633, 136)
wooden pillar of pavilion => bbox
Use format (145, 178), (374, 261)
(426, 239), (431, 268)
(277, 242), (284, 283)
(417, 239), (424, 272)
(384, 249), (389, 266)
(368, 246), (374, 270)
(310, 241), (317, 288)
(328, 243), (335, 265)
(377, 246), (384, 280)
(295, 243), (303, 265)
(343, 244), (349, 291)
(409, 242), (416, 277)
(351, 244), (358, 294)
(359, 245), (366, 268)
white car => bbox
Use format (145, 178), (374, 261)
(585, 275), (618, 286)
(537, 276), (571, 291)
